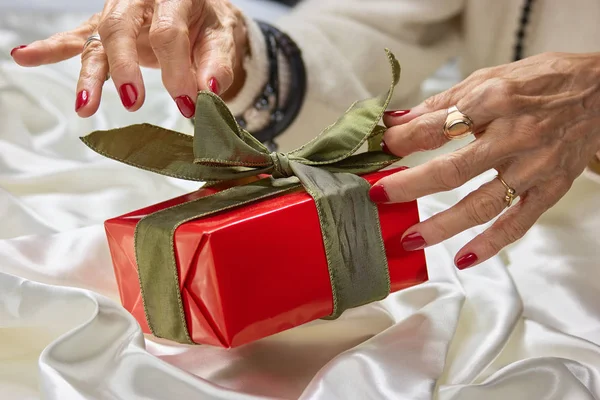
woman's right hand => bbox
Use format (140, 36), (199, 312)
(10, 0), (249, 119)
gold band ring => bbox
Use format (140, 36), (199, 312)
(496, 175), (517, 208)
(443, 105), (474, 140)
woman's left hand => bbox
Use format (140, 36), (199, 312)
(373, 52), (600, 269)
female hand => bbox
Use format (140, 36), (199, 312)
(373, 52), (600, 269)
(10, 0), (248, 118)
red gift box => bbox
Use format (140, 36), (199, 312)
(105, 167), (427, 348)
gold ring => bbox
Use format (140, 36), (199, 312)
(496, 174), (517, 208)
(443, 105), (474, 140)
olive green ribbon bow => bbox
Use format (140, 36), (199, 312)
(81, 50), (402, 345)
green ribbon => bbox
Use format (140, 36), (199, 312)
(81, 50), (403, 345)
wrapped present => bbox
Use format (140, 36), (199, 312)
(81, 50), (427, 348)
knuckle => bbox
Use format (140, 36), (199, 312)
(426, 215), (453, 242)
(434, 154), (471, 190)
(466, 190), (502, 225)
(98, 13), (127, 40)
(109, 57), (132, 75)
(480, 77), (516, 115)
(420, 127), (444, 150)
(423, 94), (446, 111)
(470, 67), (493, 81)
(414, 116), (445, 150)
(149, 21), (188, 50)
(503, 218), (529, 243)
(79, 68), (104, 85)
(81, 42), (104, 59)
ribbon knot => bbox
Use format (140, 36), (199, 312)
(79, 49), (404, 345)
(270, 152), (295, 178)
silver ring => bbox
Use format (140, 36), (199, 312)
(83, 34), (110, 81)
(83, 34), (102, 51)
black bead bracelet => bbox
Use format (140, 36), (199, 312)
(235, 21), (307, 152)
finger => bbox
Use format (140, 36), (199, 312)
(98, 4), (145, 111)
(454, 182), (571, 269)
(370, 122), (511, 204)
(382, 75), (522, 158)
(149, 0), (198, 119)
(192, 24), (238, 97)
(75, 40), (110, 118)
(399, 174), (524, 251)
(382, 67), (497, 127)
(11, 14), (100, 67)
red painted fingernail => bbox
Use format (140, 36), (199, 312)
(10, 45), (27, 57)
(75, 90), (89, 112)
(369, 184), (389, 203)
(385, 109), (410, 117)
(175, 95), (195, 119)
(456, 253), (478, 270)
(401, 232), (427, 251)
(208, 77), (220, 95)
(381, 141), (393, 154)
(119, 83), (138, 109)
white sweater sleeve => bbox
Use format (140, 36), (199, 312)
(227, 0), (465, 151)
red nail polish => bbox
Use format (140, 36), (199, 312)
(75, 90), (89, 112)
(384, 109), (410, 117)
(175, 95), (195, 119)
(381, 141), (393, 154)
(10, 45), (27, 57)
(401, 232), (427, 251)
(456, 253), (478, 270)
(119, 83), (138, 109)
(208, 77), (220, 95)
(369, 184), (389, 203)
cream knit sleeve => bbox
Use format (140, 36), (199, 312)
(227, 0), (466, 151)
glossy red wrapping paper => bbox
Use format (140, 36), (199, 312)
(104, 167), (428, 348)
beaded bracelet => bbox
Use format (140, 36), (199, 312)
(235, 21), (307, 152)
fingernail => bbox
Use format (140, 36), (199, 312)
(381, 141), (393, 154)
(10, 45), (27, 57)
(75, 90), (89, 112)
(385, 109), (410, 117)
(369, 184), (389, 203)
(456, 253), (478, 270)
(401, 232), (427, 251)
(208, 77), (220, 95)
(175, 95), (195, 119)
(119, 83), (138, 109)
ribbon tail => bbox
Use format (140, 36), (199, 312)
(290, 162), (390, 319)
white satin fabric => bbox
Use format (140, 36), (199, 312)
(2, 7), (600, 400)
